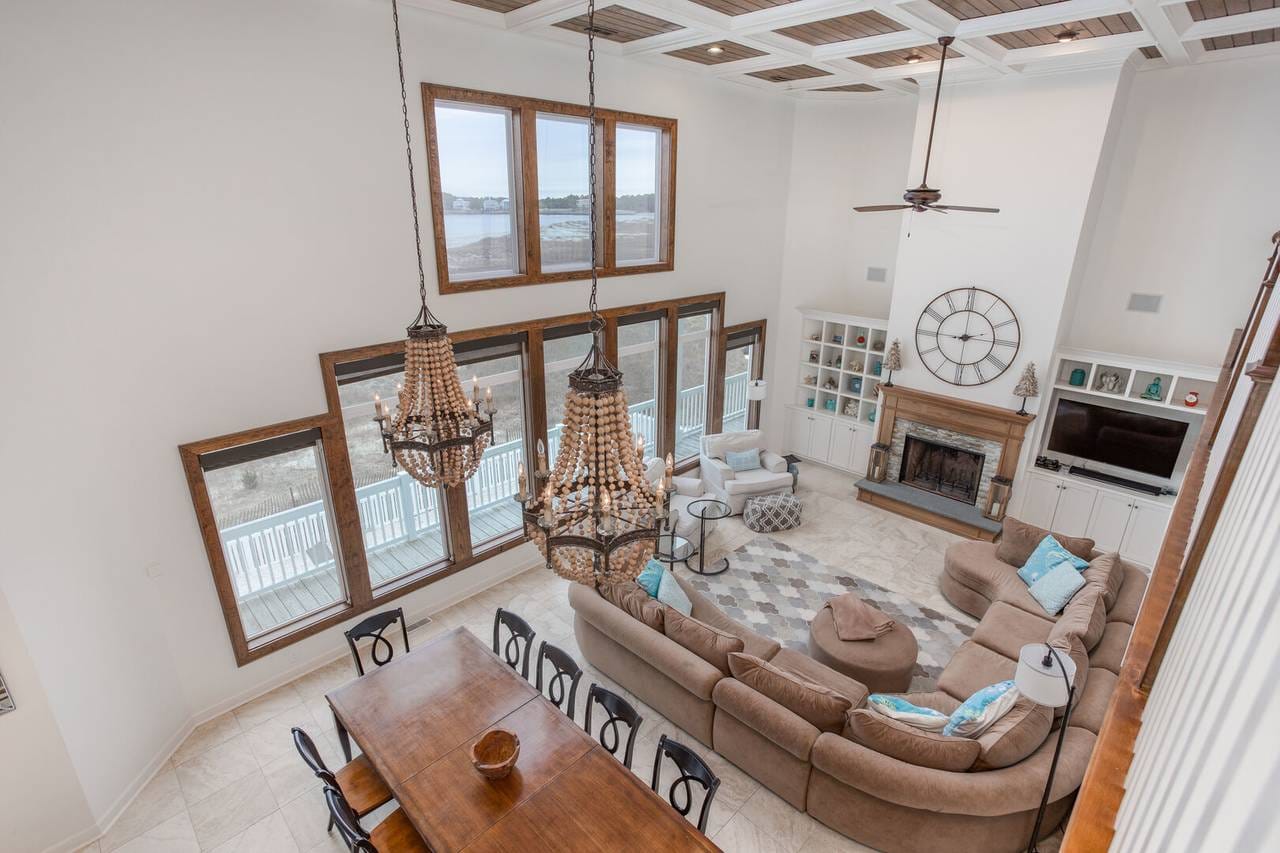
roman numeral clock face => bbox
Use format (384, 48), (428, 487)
(915, 287), (1021, 386)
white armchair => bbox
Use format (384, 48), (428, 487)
(643, 458), (712, 541)
(698, 429), (793, 515)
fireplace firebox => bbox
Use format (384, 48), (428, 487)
(899, 435), (986, 505)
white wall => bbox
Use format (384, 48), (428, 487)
(0, 0), (794, 846)
(765, 97), (916, 439)
(1066, 53), (1280, 367)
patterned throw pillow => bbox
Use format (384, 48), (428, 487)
(725, 448), (761, 472)
(1018, 534), (1091, 585)
(866, 694), (950, 732)
(943, 680), (1021, 738)
(1028, 561), (1086, 616)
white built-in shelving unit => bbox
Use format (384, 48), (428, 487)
(1049, 347), (1219, 416)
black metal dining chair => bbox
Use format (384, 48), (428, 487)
(344, 607), (409, 676)
(535, 641), (583, 721)
(583, 683), (643, 769)
(324, 785), (429, 853)
(650, 734), (721, 833)
(292, 727), (392, 831)
(492, 608), (536, 679)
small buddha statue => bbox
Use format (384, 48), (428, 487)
(1141, 375), (1163, 401)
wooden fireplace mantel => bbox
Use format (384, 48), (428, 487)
(858, 384), (1036, 539)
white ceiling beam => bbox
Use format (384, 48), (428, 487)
(810, 29), (934, 60)
(620, 29), (723, 57)
(621, 0), (734, 31)
(1180, 8), (1280, 41)
(872, 0), (952, 38)
(1001, 30), (1153, 65)
(506, 0), (586, 32)
(728, 0), (875, 35)
(952, 0), (1134, 39)
(1129, 0), (1198, 65)
(951, 36), (1016, 74)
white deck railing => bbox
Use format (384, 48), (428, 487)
(219, 374), (748, 600)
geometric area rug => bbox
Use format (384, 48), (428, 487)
(683, 535), (974, 692)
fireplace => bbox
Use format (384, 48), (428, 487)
(899, 435), (986, 505)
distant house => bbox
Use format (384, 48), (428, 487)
(482, 198), (500, 212)
(500, 198), (510, 211)
(452, 198), (469, 211)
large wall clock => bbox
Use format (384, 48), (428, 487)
(915, 287), (1021, 386)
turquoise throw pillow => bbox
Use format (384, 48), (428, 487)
(725, 448), (761, 472)
(1018, 534), (1090, 585)
(943, 680), (1020, 737)
(636, 560), (665, 597)
(867, 694), (949, 731)
(1028, 561), (1086, 616)
(656, 569), (692, 616)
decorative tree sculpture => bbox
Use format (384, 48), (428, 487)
(883, 339), (903, 387)
(1013, 362), (1039, 415)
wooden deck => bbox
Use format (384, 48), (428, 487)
(236, 500), (525, 638)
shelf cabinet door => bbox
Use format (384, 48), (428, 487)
(1088, 491), (1134, 553)
(1021, 474), (1062, 530)
(1121, 502), (1172, 567)
(850, 429), (871, 476)
(787, 408), (814, 458)
(810, 417), (834, 463)
(1053, 482), (1098, 538)
(828, 422), (856, 471)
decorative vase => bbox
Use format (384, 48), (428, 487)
(868, 409), (876, 423)
(857, 335), (866, 345)
(1184, 390), (1200, 408)
(1069, 368), (1086, 386)
(832, 335), (843, 345)
(806, 398), (815, 408)
(824, 398), (837, 411)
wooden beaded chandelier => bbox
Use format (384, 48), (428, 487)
(515, 0), (666, 585)
(372, 0), (494, 489)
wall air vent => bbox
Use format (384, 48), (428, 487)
(867, 266), (888, 283)
(1127, 293), (1163, 313)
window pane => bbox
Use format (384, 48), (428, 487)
(458, 353), (527, 548)
(723, 343), (754, 433)
(676, 313), (711, 461)
(618, 319), (661, 455)
(537, 114), (592, 272)
(544, 331), (594, 463)
(436, 102), (519, 280)
(203, 439), (346, 641)
(616, 124), (662, 266)
(338, 373), (448, 589)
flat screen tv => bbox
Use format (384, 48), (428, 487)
(1047, 398), (1189, 479)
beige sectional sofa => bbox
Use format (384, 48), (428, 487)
(567, 519), (1147, 853)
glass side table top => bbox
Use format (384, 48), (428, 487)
(688, 499), (731, 521)
(655, 533), (694, 563)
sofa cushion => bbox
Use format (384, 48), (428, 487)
(724, 469), (794, 495)
(1055, 584), (1107, 651)
(937, 642), (1017, 703)
(1017, 534), (1091, 585)
(705, 429), (764, 460)
(944, 540), (1051, 618)
(712, 678), (819, 761)
(1070, 667), (1118, 734)
(636, 561), (664, 597)
(770, 647), (870, 709)
(1108, 563), (1149, 625)
(1090, 621), (1132, 675)
(971, 698), (1053, 770)
(677, 575), (781, 661)
(1046, 627), (1090, 703)
(1027, 562), (1086, 616)
(844, 710), (981, 772)
(726, 448), (762, 472)
(996, 517), (1095, 567)
(971, 602), (1054, 662)
(729, 652), (853, 732)
(866, 694), (949, 731)
(1082, 552), (1124, 611)
(656, 568), (693, 616)
(664, 610), (744, 675)
(597, 581), (666, 631)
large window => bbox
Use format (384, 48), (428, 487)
(618, 314), (662, 455)
(723, 321), (766, 433)
(676, 309), (713, 462)
(424, 85), (676, 293)
(542, 326), (595, 463)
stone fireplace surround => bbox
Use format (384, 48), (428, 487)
(857, 385), (1035, 540)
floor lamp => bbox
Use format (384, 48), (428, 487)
(1015, 642), (1077, 853)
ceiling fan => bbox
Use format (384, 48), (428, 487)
(854, 36), (999, 216)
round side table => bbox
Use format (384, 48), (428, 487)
(655, 533), (694, 567)
(687, 499), (731, 576)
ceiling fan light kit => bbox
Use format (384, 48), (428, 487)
(853, 36), (999, 218)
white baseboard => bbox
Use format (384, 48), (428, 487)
(51, 555), (540, 853)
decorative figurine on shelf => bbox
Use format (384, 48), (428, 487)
(824, 398), (837, 412)
(1184, 390), (1200, 408)
(849, 377), (862, 394)
(883, 339), (903, 388)
(807, 351), (819, 363)
(806, 397), (815, 408)
(843, 400), (858, 416)
(803, 374), (817, 385)
(822, 377), (838, 391)
(1068, 368), (1087, 387)
(1013, 362), (1039, 416)
(1095, 371), (1123, 394)
(832, 334), (844, 345)
(809, 332), (821, 342)
(832, 355), (842, 369)
(1140, 376), (1164, 401)
(867, 408), (877, 423)
(856, 334), (866, 345)
(850, 359), (864, 373)
(872, 359), (883, 377)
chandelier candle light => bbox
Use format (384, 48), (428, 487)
(515, 0), (667, 585)
(374, 0), (495, 488)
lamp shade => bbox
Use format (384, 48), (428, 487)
(747, 380), (768, 401)
(1015, 643), (1076, 708)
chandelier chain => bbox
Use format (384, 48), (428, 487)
(391, 0), (434, 323)
(586, 0), (601, 331)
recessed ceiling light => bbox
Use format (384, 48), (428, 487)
(1056, 30), (1079, 43)
(707, 45), (724, 55)
(905, 53), (922, 64)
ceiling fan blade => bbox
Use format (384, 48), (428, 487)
(931, 204), (1000, 213)
(853, 204), (913, 212)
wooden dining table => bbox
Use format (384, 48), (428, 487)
(327, 627), (721, 852)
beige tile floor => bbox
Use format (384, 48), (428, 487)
(80, 466), (1063, 853)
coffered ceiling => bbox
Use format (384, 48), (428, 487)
(413, 0), (1280, 97)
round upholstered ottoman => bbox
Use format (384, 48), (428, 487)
(808, 605), (918, 694)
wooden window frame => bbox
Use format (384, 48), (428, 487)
(423, 84), (677, 294)
(723, 320), (767, 431)
(182, 293), (724, 665)
(672, 301), (723, 471)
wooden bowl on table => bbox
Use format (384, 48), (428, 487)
(471, 729), (520, 780)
